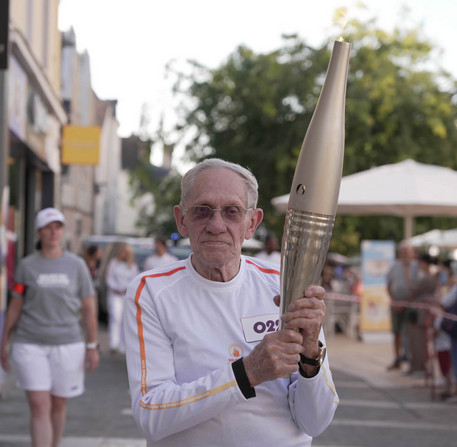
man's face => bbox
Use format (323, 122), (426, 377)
(174, 167), (263, 278)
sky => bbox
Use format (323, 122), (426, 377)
(58, 0), (457, 152)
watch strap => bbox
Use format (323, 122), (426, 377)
(299, 341), (326, 367)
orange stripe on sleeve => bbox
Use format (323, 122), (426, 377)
(134, 266), (187, 396)
(246, 259), (280, 275)
(140, 380), (238, 410)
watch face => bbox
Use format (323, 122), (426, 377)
(318, 346), (327, 366)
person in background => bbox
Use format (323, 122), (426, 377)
(406, 253), (439, 376)
(254, 232), (281, 265)
(321, 263), (335, 293)
(386, 241), (418, 370)
(433, 311), (453, 399)
(0, 207), (99, 447)
(123, 158), (338, 447)
(83, 244), (103, 289)
(433, 259), (455, 399)
(143, 236), (178, 270)
(440, 260), (457, 397)
(105, 243), (139, 355)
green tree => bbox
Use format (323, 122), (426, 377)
(133, 170), (182, 238)
(128, 136), (182, 238)
(169, 7), (457, 254)
(171, 38), (328, 235)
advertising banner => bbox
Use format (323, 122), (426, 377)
(359, 240), (395, 340)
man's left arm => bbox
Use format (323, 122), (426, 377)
(281, 286), (339, 436)
(288, 330), (339, 437)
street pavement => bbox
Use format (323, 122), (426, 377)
(1, 327), (456, 446)
(314, 336), (457, 447)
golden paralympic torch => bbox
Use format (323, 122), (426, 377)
(280, 40), (351, 327)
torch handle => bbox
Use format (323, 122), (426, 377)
(279, 209), (334, 328)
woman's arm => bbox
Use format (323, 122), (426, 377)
(81, 295), (100, 373)
(0, 296), (24, 371)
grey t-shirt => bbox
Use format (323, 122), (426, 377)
(12, 251), (95, 345)
(387, 259), (418, 302)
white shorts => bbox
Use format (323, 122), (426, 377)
(11, 341), (86, 398)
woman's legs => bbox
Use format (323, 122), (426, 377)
(50, 395), (68, 447)
(26, 390), (52, 447)
(108, 293), (123, 352)
(26, 390), (68, 447)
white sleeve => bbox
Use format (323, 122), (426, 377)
(105, 260), (120, 290)
(442, 285), (457, 308)
(287, 331), (339, 437)
(123, 277), (248, 443)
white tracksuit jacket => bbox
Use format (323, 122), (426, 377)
(124, 255), (339, 446)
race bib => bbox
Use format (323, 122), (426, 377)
(241, 313), (280, 343)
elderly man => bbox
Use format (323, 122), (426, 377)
(124, 158), (338, 447)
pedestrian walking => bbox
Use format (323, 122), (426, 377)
(441, 279), (457, 397)
(0, 207), (99, 447)
(406, 254), (439, 376)
(386, 241), (418, 370)
(83, 244), (103, 289)
(105, 243), (139, 354)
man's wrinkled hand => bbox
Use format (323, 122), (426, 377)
(279, 285), (326, 359)
(243, 329), (303, 386)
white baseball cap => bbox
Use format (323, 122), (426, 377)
(35, 207), (65, 231)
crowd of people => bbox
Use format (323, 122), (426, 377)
(386, 241), (457, 400)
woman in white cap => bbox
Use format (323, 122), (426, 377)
(0, 207), (99, 447)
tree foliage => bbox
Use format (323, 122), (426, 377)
(130, 8), (457, 253)
(128, 138), (183, 238)
(166, 8), (457, 254)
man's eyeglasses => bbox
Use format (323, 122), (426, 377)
(182, 205), (252, 223)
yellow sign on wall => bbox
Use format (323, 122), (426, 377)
(62, 125), (101, 165)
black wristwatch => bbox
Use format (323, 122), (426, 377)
(299, 341), (326, 367)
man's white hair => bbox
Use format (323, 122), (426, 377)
(180, 158), (259, 208)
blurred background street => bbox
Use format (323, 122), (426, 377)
(2, 2), (457, 445)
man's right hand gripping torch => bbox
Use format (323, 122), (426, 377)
(280, 40), (351, 328)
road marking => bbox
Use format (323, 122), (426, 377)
(0, 435), (147, 446)
(313, 445), (362, 447)
(331, 418), (457, 431)
(340, 398), (452, 410)
(335, 380), (370, 388)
